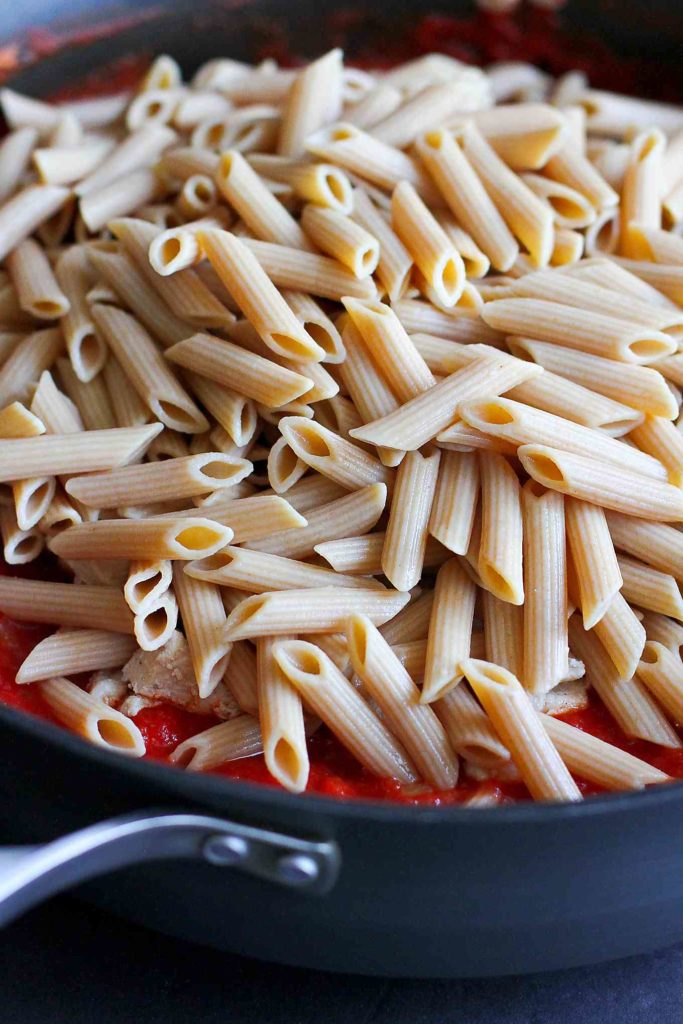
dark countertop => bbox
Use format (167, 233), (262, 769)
(2, 896), (683, 1024)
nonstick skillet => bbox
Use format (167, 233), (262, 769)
(0, 0), (682, 979)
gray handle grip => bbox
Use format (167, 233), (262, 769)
(0, 810), (341, 928)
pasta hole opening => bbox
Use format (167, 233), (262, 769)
(638, 135), (660, 161)
(524, 453), (565, 484)
(142, 606), (170, 640)
(161, 237), (182, 265)
(275, 443), (300, 479)
(219, 152), (235, 177)
(525, 479), (547, 499)
(78, 332), (104, 374)
(304, 322), (335, 356)
(272, 737), (303, 785)
(628, 338), (671, 360)
(332, 127), (355, 142)
(424, 131), (444, 150)
(506, 340), (533, 361)
(360, 245), (379, 275)
(194, 550), (234, 572)
(201, 458), (242, 480)
(25, 480), (52, 519)
(472, 402), (513, 426)
(285, 645), (324, 678)
(349, 618), (367, 666)
(191, 179), (214, 203)
(34, 300), (64, 317)
(324, 172), (348, 206)
(13, 536), (39, 557)
(549, 197), (585, 220)
(133, 574), (162, 602)
(175, 525), (224, 552)
(173, 745), (197, 768)
(207, 124), (227, 148)
(293, 425), (332, 459)
(640, 644), (661, 665)
(97, 717), (139, 750)
(475, 664), (515, 689)
(232, 596), (268, 626)
(441, 258), (461, 295)
(479, 565), (517, 604)
(270, 332), (314, 359)
(156, 400), (201, 430)
(457, 743), (509, 769)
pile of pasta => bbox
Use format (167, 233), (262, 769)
(0, 50), (682, 804)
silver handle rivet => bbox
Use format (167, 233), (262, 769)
(276, 853), (319, 884)
(203, 834), (249, 866)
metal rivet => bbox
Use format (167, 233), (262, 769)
(276, 853), (320, 885)
(203, 834), (249, 866)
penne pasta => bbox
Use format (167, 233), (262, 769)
(482, 589), (524, 679)
(185, 544), (383, 592)
(605, 510), (683, 583)
(214, 150), (309, 249)
(0, 401), (45, 439)
(0, 502), (44, 565)
(171, 715), (263, 771)
(382, 449), (440, 592)
(637, 641), (683, 724)
(566, 498), (622, 628)
(0, 577), (133, 633)
(278, 49), (342, 158)
(0, 327), (64, 408)
(392, 181), (464, 306)
(16, 628), (138, 684)
(49, 516), (233, 561)
(0, 424), (162, 483)
(124, 559), (173, 615)
(617, 555), (683, 622)
(6, 238), (69, 321)
(428, 450), (480, 556)
(434, 681), (511, 771)
(301, 204), (379, 278)
(172, 563), (231, 697)
(0, 184), (70, 263)
(240, 236), (377, 300)
(40, 677), (145, 756)
(279, 417), (392, 491)
(422, 558), (476, 703)
(478, 452), (524, 605)
(351, 187), (412, 300)
(256, 636), (309, 793)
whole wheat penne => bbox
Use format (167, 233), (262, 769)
(521, 482), (568, 693)
(170, 715), (263, 771)
(421, 558), (476, 703)
(345, 82), (402, 130)
(636, 641), (683, 723)
(507, 337), (678, 420)
(256, 635), (308, 793)
(278, 49), (342, 157)
(0, 327), (64, 408)
(75, 124), (177, 196)
(519, 444), (683, 521)
(6, 238), (69, 322)
(0, 423), (161, 483)
(0, 401), (44, 439)
(267, 474), (345, 514)
(16, 628), (138, 684)
(56, 357), (115, 430)
(630, 416), (683, 488)
(375, 80), (483, 149)
(66, 453), (250, 509)
(273, 639), (417, 781)
(565, 498), (622, 629)
(0, 184), (70, 263)
(551, 227), (584, 267)
(349, 356), (542, 451)
(32, 137), (111, 186)
(172, 563), (231, 697)
(79, 169), (162, 232)
(391, 181), (464, 306)
(641, 613), (683, 659)
(457, 397), (666, 480)
(483, 298), (675, 364)
(280, 417), (392, 490)
(176, 174), (217, 218)
(54, 246), (110, 382)
(568, 258), (677, 309)
(382, 449), (439, 592)
(539, 713), (669, 790)
(434, 680), (511, 770)
(350, 187), (412, 301)
(605, 510), (683, 582)
(617, 554), (683, 622)
(306, 122), (437, 202)
(478, 452), (523, 605)
(343, 298), (434, 401)
(482, 589), (524, 679)
(519, 173), (595, 230)
(459, 121), (554, 266)
(301, 204), (379, 278)
(609, 256), (683, 305)
(135, 590), (181, 651)
(0, 127), (38, 204)
(50, 516), (232, 561)
(13, 476), (55, 531)
(568, 615), (680, 747)
(314, 532), (447, 576)
(590, 591), (647, 681)
(215, 150), (309, 249)
(620, 129), (665, 258)
(220, 638), (258, 717)
(91, 304), (207, 434)
(347, 614), (459, 787)
(198, 229), (324, 362)
(506, 370), (642, 435)
(176, 493), (307, 543)
(39, 676), (145, 756)
(380, 589), (434, 645)
(124, 558), (172, 615)
(102, 356), (153, 428)
(183, 371), (258, 446)
(30, 370), (82, 433)
(471, 103), (566, 169)
(248, 155), (354, 213)
(544, 142), (619, 213)
(415, 129), (518, 272)
(224, 586), (409, 641)
(630, 226), (683, 266)
(428, 450), (480, 556)
(185, 545), (383, 592)
(266, 436), (307, 493)
(462, 659), (581, 802)
(0, 577), (133, 633)
(240, 236), (376, 301)
(0, 502), (43, 564)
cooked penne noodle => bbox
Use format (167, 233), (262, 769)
(66, 452), (250, 508)
(280, 416), (392, 490)
(343, 298), (434, 401)
(617, 554), (683, 622)
(506, 369), (641, 435)
(221, 639), (259, 717)
(521, 482), (568, 693)
(347, 615), (459, 788)
(6, 238), (69, 321)
(609, 256), (683, 305)
(591, 591), (647, 681)
(103, 356), (153, 428)
(54, 246), (109, 382)
(134, 589), (178, 651)
(92, 304), (208, 433)
(462, 659), (581, 802)
(256, 635), (309, 793)
(392, 181), (464, 306)
(315, 532), (447, 575)
(214, 150), (309, 249)
(641, 613), (683, 659)
(349, 356), (541, 452)
(577, 88), (683, 138)
(16, 628), (138, 684)
(50, 516), (233, 561)
(56, 357), (115, 431)
(422, 558), (476, 703)
(80, 169), (162, 232)
(278, 49), (342, 158)
(394, 299), (499, 345)
(301, 204), (379, 278)
(568, 615), (679, 747)
(170, 715), (263, 771)
(240, 236), (376, 300)
(248, 154), (354, 213)
(0, 502), (44, 564)
(507, 336), (678, 420)
(29, 370), (82, 433)
(382, 449), (440, 592)
(520, 173), (595, 230)
(345, 83), (402, 129)
(273, 640), (417, 782)
(566, 498), (622, 629)
(39, 677), (145, 756)
(181, 492), (307, 544)
(351, 187), (412, 300)
(434, 681), (511, 771)
(620, 129), (665, 258)
(266, 435), (308, 493)
(551, 227), (584, 267)
(124, 558), (173, 615)
(539, 713), (669, 790)
(630, 416), (683, 488)
(482, 589), (524, 679)
(282, 290), (345, 364)
(0, 127), (38, 204)
(185, 544), (383, 592)
(637, 641), (683, 724)
(0, 424), (162, 483)
(428, 450), (480, 556)
(544, 143), (619, 212)
(198, 229), (324, 361)
(183, 371), (257, 446)
(518, 444), (683, 521)
(472, 103), (567, 169)
(224, 586), (409, 641)
(457, 396), (666, 480)
(172, 563), (231, 697)
(380, 589), (434, 645)
(0, 327), (64, 408)
(478, 452), (524, 605)
(32, 139), (112, 186)
(0, 577), (133, 633)
(0, 401), (45, 439)
(0, 184), (70, 263)
(13, 475), (56, 531)
(631, 226), (683, 266)
(606, 510), (683, 582)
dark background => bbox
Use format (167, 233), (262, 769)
(2, 896), (683, 1024)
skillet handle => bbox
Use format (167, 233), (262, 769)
(0, 810), (341, 928)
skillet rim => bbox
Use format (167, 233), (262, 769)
(3, 699), (683, 825)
